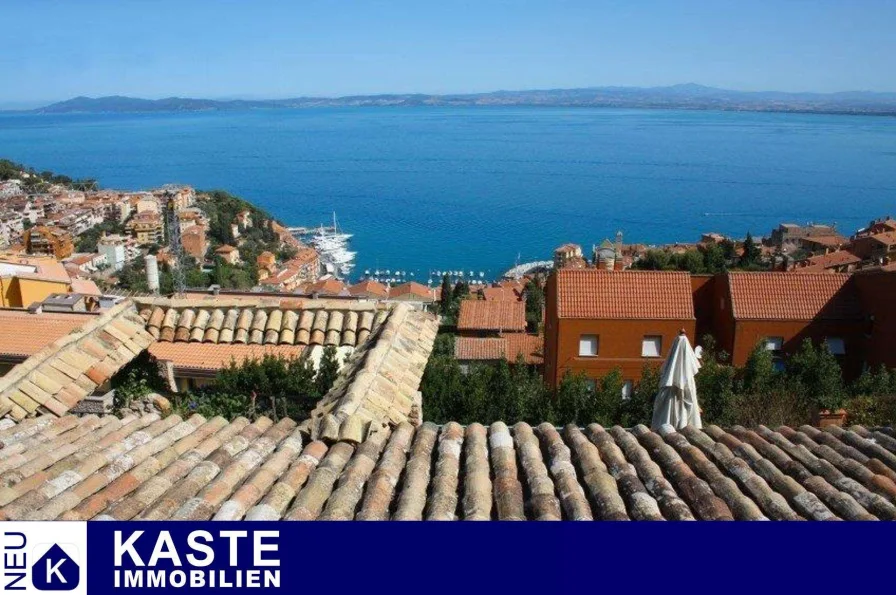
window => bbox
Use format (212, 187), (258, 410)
(765, 336), (785, 371)
(585, 379), (597, 393)
(578, 334), (599, 357)
(641, 335), (662, 358)
(621, 380), (634, 401)
(765, 337), (784, 351)
(826, 337), (846, 355)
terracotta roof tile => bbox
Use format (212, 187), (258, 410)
(2, 415), (893, 520)
(349, 279), (389, 298)
(454, 337), (505, 360)
(70, 278), (101, 296)
(148, 342), (308, 371)
(0, 302), (155, 421)
(870, 231), (896, 246)
(727, 272), (863, 320)
(800, 235), (848, 247)
(455, 335), (543, 364)
(504, 334), (544, 364)
(457, 300), (526, 332)
(303, 303), (439, 442)
(479, 287), (522, 302)
(388, 282), (435, 301)
(0, 311), (94, 358)
(137, 297), (387, 348)
(555, 270), (694, 319)
(794, 251), (862, 272)
(305, 278), (348, 296)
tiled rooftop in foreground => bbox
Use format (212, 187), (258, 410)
(0, 413), (894, 521)
(0, 302), (155, 421)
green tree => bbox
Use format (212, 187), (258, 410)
(851, 365), (894, 397)
(452, 280), (469, 301)
(75, 220), (125, 252)
(439, 275), (453, 316)
(524, 278), (544, 331)
(194, 353), (319, 419)
(622, 364), (660, 426)
(315, 345), (341, 396)
(678, 249), (707, 274)
(633, 249), (673, 270)
(695, 338), (737, 425)
(702, 243), (727, 274)
(787, 339), (845, 411)
(419, 351), (467, 423)
(720, 238), (737, 261)
(740, 232), (761, 267)
(584, 368), (625, 426)
(554, 371), (593, 425)
(111, 351), (163, 412)
(739, 342), (777, 395)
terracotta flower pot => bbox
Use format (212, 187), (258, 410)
(816, 408), (847, 428)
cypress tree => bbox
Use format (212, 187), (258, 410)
(316, 345), (340, 395)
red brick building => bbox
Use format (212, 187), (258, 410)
(544, 270), (695, 390)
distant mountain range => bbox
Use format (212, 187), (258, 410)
(24, 84), (896, 115)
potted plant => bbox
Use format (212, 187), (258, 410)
(814, 392), (847, 427)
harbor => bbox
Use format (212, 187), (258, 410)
(292, 213), (516, 285)
(291, 214), (553, 286)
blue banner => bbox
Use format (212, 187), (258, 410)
(3, 521), (893, 594)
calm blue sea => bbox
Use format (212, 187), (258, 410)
(1, 107), (894, 280)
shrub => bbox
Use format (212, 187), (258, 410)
(696, 341), (737, 426)
(731, 386), (813, 428)
(184, 353), (321, 420)
(845, 394), (896, 427)
(621, 365), (660, 427)
(112, 352), (162, 411)
(786, 339), (845, 411)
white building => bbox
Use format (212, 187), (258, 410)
(97, 233), (140, 272)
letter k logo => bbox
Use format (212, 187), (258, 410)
(32, 544), (80, 591)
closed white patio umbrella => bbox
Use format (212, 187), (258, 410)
(651, 330), (702, 430)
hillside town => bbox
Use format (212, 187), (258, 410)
(0, 159), (895, 521)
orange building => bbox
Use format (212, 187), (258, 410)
(24, 226), (74, 260)
(854, 270), (896, 371)
(0, 254), (83, 308)
(181, 225), (208, 261)
(544, 269), (695, 390)
(704, 272), (867, 378)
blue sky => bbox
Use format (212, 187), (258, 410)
(2, 0), (894, 106)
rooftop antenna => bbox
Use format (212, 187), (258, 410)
(165, 196), (186, 295)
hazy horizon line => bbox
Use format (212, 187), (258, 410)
(4, 81), (896, 109)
